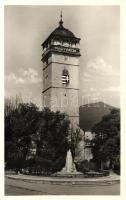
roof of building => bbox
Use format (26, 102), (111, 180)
(42, 13), (80, 48)
(50, 20), (75, 38)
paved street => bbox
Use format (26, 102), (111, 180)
(5, 177), (120, 195)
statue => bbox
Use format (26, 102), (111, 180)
(61, 149), (77, 173)
(56, 123), (84, 176)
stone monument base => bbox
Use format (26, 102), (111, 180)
(52, 149), (84, 178)
(54, 171), (84, 178)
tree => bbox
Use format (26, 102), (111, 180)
(68, 123), (85, 163)
(5, 95), (22, 117)
(67, 123), (80, 158)
(5, 103), (39, 171)
(92, 108), (120, 170)
(5, 104), (70, 174)
(34, 108), (70, 173)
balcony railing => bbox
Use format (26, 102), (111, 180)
(42, 45), (80, 58)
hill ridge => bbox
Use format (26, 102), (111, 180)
(79, 101), (118, 132)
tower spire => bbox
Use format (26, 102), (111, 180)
(60, 10), (62, 20)
(59, 10), (63, 27)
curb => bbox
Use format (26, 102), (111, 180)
(6, 175), (120, 186)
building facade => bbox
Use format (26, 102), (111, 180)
(41, 14), (81, 124)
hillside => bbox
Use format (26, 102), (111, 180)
(79, 102), (116, 131)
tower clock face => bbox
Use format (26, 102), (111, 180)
(62, 69), (69, 86)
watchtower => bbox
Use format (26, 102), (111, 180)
(41, 13), (81, 124)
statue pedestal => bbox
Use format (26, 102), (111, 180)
(55, 149), (83, 177)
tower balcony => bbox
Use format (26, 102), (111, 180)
(42, 45), (81, 61)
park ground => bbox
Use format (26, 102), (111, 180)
(5, 174), (120, 195)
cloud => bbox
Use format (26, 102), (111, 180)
(19, 68), (41, 84)
(81, 57), (120, 102)
(5, 73), (16, 82)
(82, 57), (119, 81)
(87, 57), (115, 75)
(83, 72), (92, 78)
(89, 87), (97, 92)
(104, 86), (120, 92)
(5, 68), (41, 85)
(20, 68), (38, 77)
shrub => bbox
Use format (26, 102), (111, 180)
(113, 162), (120, 175)
(76, 160), (90, 173)
(98, 169), (110, 176)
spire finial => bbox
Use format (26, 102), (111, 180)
(59, 9), (63, 27)
(60, 10), (62, 21)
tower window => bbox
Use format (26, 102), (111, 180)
(62, 69), (69, 86)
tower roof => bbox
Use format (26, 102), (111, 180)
(50, 24), (75, 38)
(51, 11), (75, 38)
(42, 13), (80, 48)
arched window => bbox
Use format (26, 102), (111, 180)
(61, 69), (69, 86)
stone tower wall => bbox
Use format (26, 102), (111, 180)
(43, 53), (80, 124)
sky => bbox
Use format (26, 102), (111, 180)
(4, 5), (120, 108)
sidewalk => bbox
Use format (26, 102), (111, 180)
(6, 172), (120, 185)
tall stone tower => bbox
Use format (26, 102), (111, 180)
(41, 13), (81, 124)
